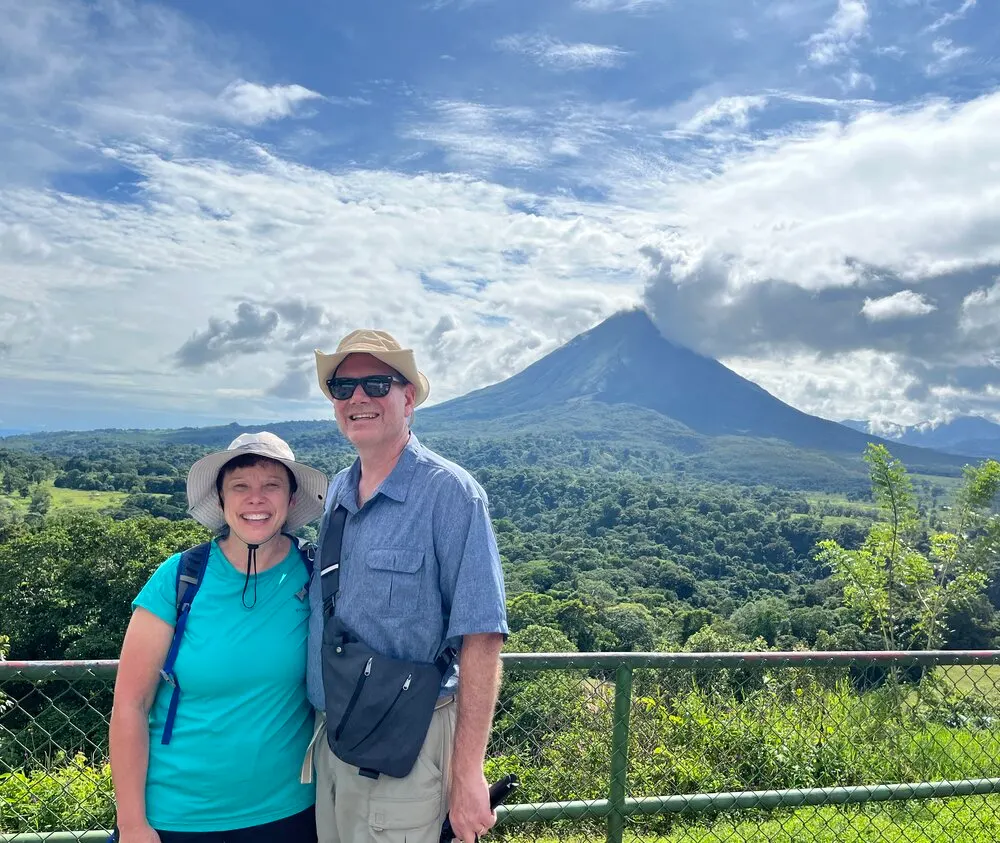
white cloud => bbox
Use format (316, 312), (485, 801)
(724, 349), (927, 426)
(405, 101), (549, 169)
(218, 80), (323, 125)
(496, 34), (627, 70)
(926, 38), (972, 75)
(640, 92), (1000, 290)
(679, 96), (768, 132)
(925, 0), (977, 33)
(861, 290), (936, 321)
(960, 280), (1000, 335)
(574, 0), (671, 11)
(807, 0), (869, 66)
(3, 0), (1000, 430)
(0, 149), (650, 422)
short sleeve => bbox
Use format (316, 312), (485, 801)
(440, 493), (509, 644)
(132, 552), (183, 627)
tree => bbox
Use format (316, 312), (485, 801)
(816, 445), (1000, 650)
(731, 597), (791, 647)
(0, 511), (207, 659)
(27, 484), (52, 522)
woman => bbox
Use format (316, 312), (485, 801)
(109, 432), (328, 842)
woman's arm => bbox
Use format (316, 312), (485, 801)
(109, 608), (173, 842)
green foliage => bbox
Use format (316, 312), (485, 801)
(0, 753), (113, 834)
(817, 446), (1000, 650)
(0, 511), (208, 659)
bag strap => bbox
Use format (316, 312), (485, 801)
(319, 505), (348, 618)
(160, 541), (212, 745)
(318, 504), (456, 673)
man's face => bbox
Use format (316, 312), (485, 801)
(332, 353), (415, 452)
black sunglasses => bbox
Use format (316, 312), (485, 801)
(327, 374), (408, 401)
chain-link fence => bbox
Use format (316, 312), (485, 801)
(3, 652), (1000, 842)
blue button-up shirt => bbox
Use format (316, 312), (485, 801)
(307, 433), (508, 709)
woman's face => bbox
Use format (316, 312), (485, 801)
(219, 459), (293, 543)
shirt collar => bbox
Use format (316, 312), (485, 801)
(338, 432), (421, 509)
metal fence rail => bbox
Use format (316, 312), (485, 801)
(4, 651), (1000, 842)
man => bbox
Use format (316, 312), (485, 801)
(306, 329), (508, 843)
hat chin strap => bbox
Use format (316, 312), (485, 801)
(227, 525), (284, 609)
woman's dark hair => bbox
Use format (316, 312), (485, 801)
(216, 454), (298, 504)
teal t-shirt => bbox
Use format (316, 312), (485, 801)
(133, 540), (315, 832)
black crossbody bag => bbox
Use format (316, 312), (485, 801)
(319, 505), (455, 779)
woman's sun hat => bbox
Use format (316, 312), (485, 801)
(186, 432), (327, 532)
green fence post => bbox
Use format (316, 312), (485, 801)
(607, 663), (633, 843)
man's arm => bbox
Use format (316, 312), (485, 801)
(447, 631), (505, 843)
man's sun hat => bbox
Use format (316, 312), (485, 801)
(186, 432), (328, 532)
(315, 329), (431, 407)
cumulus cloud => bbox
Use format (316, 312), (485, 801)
(3, 0), (1000, 431)
(807, 0), (869, 66)
(218, 80), (323, 125)
(265, 361), (314, 401)
(496, 34), (627, 70)
(959, 280), (1000, 336)
(637, 89), (1000, 423)
(861, 290), (936, 322)
(174, 302), (280, 368)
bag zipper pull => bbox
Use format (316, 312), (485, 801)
(403, 674), (412, 691)
(364, 658), (373, 676)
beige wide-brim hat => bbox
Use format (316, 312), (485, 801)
(186, 432), (328, 532)
(315, 329), (430, 407)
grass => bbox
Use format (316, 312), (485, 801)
(47, 485), (128, 511)
(936, 664), (1000, 705)
(0, 480), (127, 513)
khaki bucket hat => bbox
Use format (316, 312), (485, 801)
(186, 432), (328, 532)
(315, 329), (430, 407)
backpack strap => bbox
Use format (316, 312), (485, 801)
(286, 532), (316, 600)
(160, 541), (212, 745)
(158, 535), (316, 745)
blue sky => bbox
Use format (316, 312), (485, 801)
(1, 0), (998, 433)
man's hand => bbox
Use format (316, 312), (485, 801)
(447, 768), (496, 843)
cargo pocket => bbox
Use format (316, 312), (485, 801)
(368, 793), (443, 843)
(365, 549), (425, 616)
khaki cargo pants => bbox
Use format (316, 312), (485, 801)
(311, 696), (456, 843)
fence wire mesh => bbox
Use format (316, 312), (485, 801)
(3, 654), (1000, 842)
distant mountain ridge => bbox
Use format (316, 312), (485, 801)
(418, 309), (961, 466)
(841, 415), (1000, 459)
(3, 309), (974, 490)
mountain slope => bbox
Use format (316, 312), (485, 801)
(419, 309), (962, 470)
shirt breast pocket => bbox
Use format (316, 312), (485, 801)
(364, 548), (425, 616)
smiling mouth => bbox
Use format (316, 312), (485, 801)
(349, 412), (378, 421)
(241, 513), (272, 522)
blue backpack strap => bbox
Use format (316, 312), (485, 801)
(159, 541), (212, 745)
(284, 532), (316, 599)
